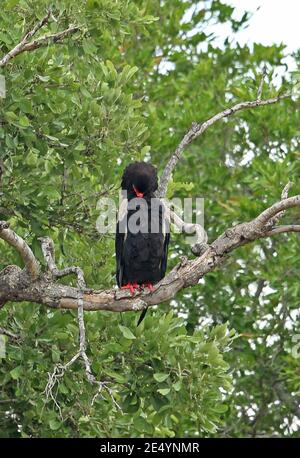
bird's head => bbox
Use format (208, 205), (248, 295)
(121, 161), (158, 198)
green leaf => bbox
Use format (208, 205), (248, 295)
(49, 419), (61, 431)
(157, 388), (170, 396)
(119, 325), (136, 340)
(153, 372), (169, 382)
(173, 380), (182, 392)
(10, 366), (22, 380)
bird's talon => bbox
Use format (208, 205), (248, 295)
(141, 282), (154, 292)
(121, 282), (139, 296)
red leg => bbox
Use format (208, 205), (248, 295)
(141, 282), (154, 292)
(121, 282), (139, 295)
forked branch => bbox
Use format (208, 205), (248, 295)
(0, 10), (80, 68)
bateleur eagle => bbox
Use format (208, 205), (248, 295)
(115, 161), (170, 325)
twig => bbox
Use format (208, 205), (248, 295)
(257, 66), (267, 100)
(164, 202), (208, 255)
(263, 225), (300, 237)
(42, 245), (121, 415)
(0, 327), (19, 341)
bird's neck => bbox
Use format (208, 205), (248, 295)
(127, 190), (154, 201)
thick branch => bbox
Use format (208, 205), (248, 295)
(158, 94), (291, 197)
(0, 221), (40, 280)
(1, 194), (300, 312)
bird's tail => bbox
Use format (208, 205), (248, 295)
(137, 307), (148, 326)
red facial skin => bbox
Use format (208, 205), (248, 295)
(132, 185), (144, 198)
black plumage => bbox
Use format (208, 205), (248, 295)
(115, 161), (170, 324)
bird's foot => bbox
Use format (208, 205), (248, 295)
(141, 282), (154, 293)
(121, 282), (139, 296)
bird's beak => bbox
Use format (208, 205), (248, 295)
(133, 185), (144, 198)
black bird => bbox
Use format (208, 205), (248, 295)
(115, 161), (170, 325)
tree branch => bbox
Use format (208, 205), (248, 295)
(265, 181), (293, 229)
(0, 10), (80, 68)
(157, 93), (292, 198)
(1, 192), (300, 312)
(39, 236), (86, 289)
(263, 225), (300, 237)
(0, 221), (40, 280)
(41, 238), (120, 413)
(254, 196), (300, 229)
(273, 381), (300, 419)
(0, 327), (19, 341)
(162, 200), (208, 256)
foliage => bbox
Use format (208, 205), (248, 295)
(0, 0), (299, 437)
(0, 308), (234, 437)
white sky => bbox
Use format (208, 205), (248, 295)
(227, 0), (300, 54)
(180, 1), (299, 73)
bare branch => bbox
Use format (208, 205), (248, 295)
(254, 196), (300, 229)
(257, 66), (267, 100)
(263, 225), (300, 237)
(19, 27), (80, 52)
(1, 194), (300, 313)
(157, 93), (292, 197)
(43, 249), (120, 414)
(266, 181), (293, 229)
(22, 10), (52, 41)
(0, 10), (80, 68)
(39, 236), (86, 288)
(0, 327), (19, 341)
(161, 199), (208, 256)
(45, 293), (121, 415)
(0, 221), (40, 280)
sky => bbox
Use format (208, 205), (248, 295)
(227, 0), (300, 54)
(214, 0), (300, 70)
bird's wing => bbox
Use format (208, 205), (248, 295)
(115, 221), (124, 287)
(115, 199), (128, 287)
(160, 231), (170, 278)
(160, 202), (170, 278)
